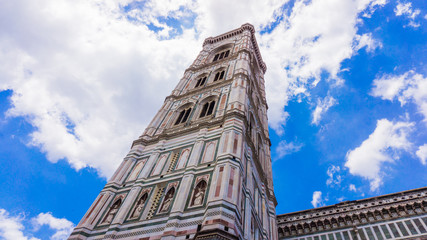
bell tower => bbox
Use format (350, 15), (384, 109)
(69, 23), (278, 240)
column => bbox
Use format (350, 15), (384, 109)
(139, 151), (160, 180)
(171, 174), (194, 212)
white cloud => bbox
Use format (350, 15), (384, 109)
(0, 0), (289, 178)
(0, 209), (73, 240)
(337, 196), (345, 202)
(326, 165), (342, 186)
(394, 2), (421, 27)
(275, 140), (303, 159)
(312, 95), (336, 125)
(261, 0), (386, 133)
(0, 0), (388, 177)
(311, 191), (324, 208)
(32, 213), (74, 240)
(0, 0), (207, 177)
(416, 144), (427, 165)
(0, 209), (39, 240)
(349, 184), (357, 192)
(371, 70), (427, 124)
(395, 2), (412, 16)
(345, 119), (413, 191)
(354, 33), (382, 52)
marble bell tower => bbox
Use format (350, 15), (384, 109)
(69, 23), (278, 240)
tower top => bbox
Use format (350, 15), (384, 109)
(203, 23), (267, 74)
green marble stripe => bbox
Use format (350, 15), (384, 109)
(71, 202), (241, 238)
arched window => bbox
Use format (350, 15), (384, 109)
(160, 187), (175, 212)
(213, 49), (230, 62)
(102, 198), (122, 224)
(174, 107), (192, 125)
(213, 70), (225, 82)
(194, 76), (207, 88)
(248, 117), (253, 138)
(127, 160), (146, 182)
(130, 193), (148, 219)
(191, 180), (207, 206)
(199, 101), (216, 118)
(175, 148), (190, 170)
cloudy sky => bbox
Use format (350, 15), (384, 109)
(0, 0), (426, 239)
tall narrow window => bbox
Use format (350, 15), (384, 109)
(214, 71), (225, 81)
(219, 52), (224, 59)
(175, 108), (192, 125)
(102, 199), (122, 224)
(191, 180), (207, 206)
(199, 101), (216, 118)
(224, 50), (230, 58)
(207, 101), (215, 115)
(175, 110), (185, 125)
(160, 187), (175, 212)
(212, 49), (230, 62)
(195, 76), (207, 88)
(199, 103), (208, 118)
(182, 108), (191, 122)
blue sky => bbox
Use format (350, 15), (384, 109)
(0, 0), (426, 239)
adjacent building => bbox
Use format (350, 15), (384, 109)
(277, 187), (427, 240)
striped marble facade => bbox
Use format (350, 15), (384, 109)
(277, 187), (427, 240)
(69, 23), (278, 240)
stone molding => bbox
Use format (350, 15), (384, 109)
(202, 23), (266, 74)
(276, 187), (427, 238)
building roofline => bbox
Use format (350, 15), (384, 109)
(277, 186), (427, 217)
(202, 23), (267, 74)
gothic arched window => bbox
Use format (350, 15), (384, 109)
(213, 70), (225, 81)
(199, 101), (216, 118)
(130, 193), (148, 219)
(175, 107), (192, 125)
(127, 160), (146, 182)
(102, 198), (122, 224)
(160, 187), (175, 212)
(213, 49), (230, 62)
(191, 180), (207, 206)
(194, 76), (207, 88)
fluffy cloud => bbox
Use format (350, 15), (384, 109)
(311, 191), (325, 208)
(312, 95), (336, 125)
(416, 144), (427, 165)
(0, 209), (73, 240)
(394, 2), (421, 27)
(0, 0), (388, 177)
(0, 0), (202, 177)
(0, 209), (38, 240)
(345, 119), (413, 191)
(326, 165), (342, 186)
(371, 70), (427, 124)
(260, 0), (386, 133)
(32, 213), (74, 240)
(354, 33), (382, 52)
(275, 140), (303, 159)
(349, 184), (357, 192)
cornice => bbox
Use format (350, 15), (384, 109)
(132, 111), (245, 148)
(202, 23), (267, 74)
(166, 78), (232, 102)
(276, 187), (427, 238)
